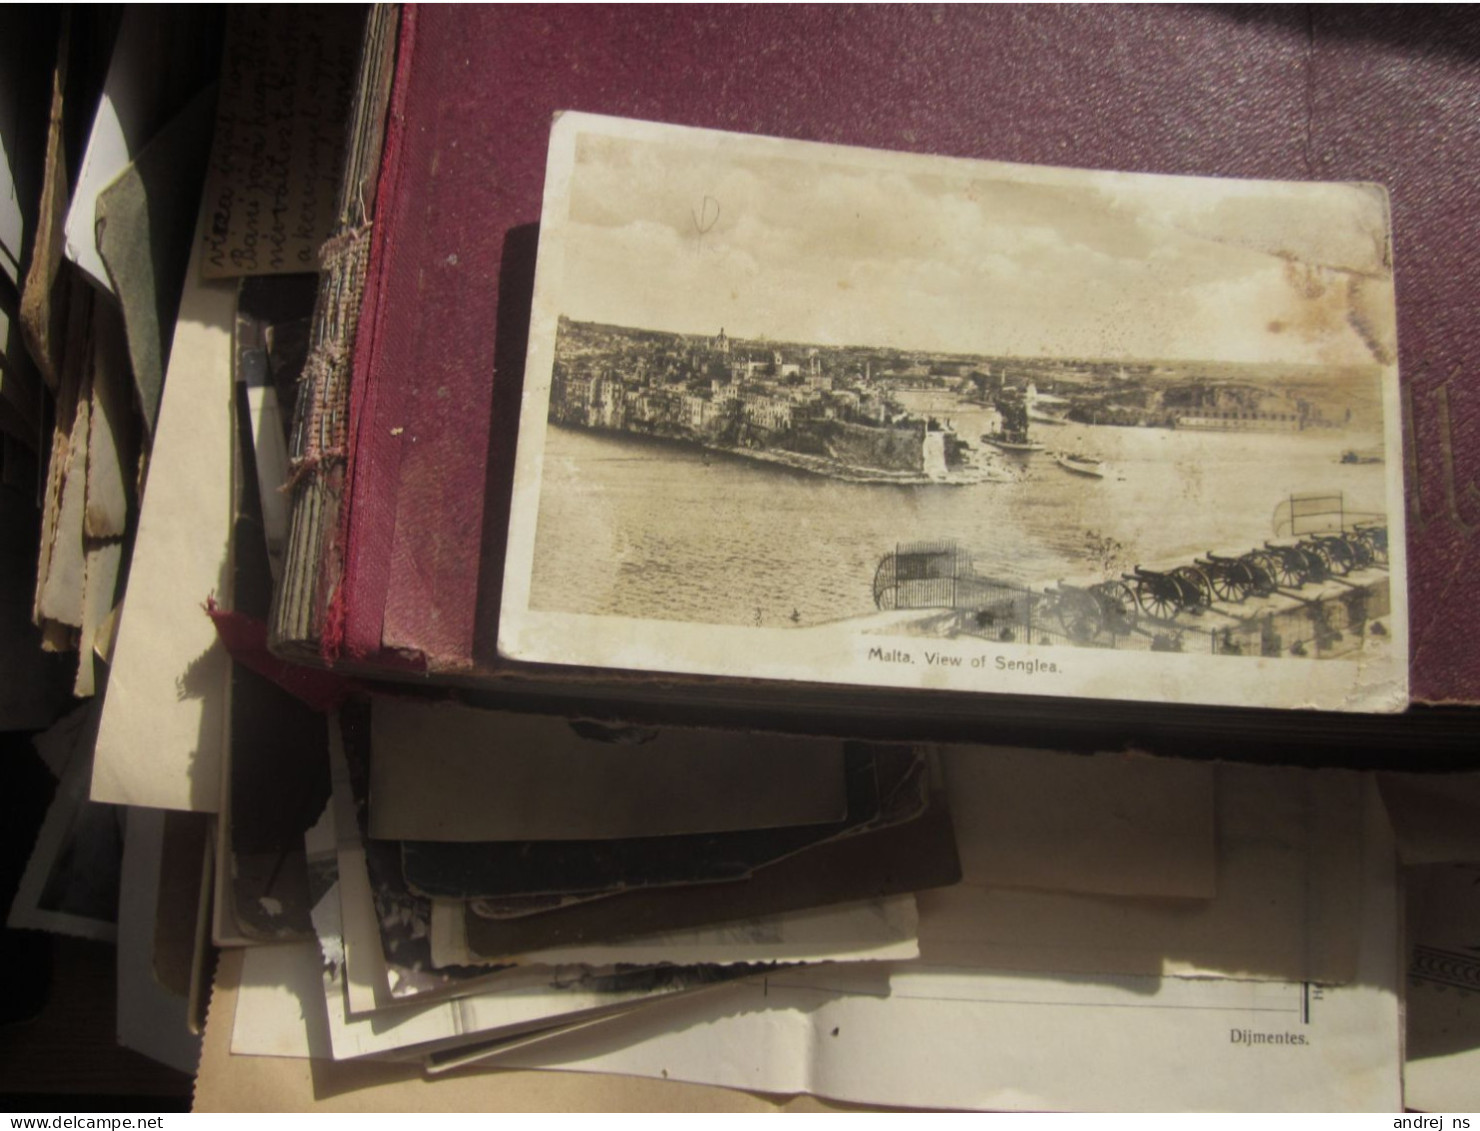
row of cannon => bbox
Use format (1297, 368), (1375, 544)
(1047, 524), (1388, 641)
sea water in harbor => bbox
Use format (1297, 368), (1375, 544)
(529, 394), (1390, 630)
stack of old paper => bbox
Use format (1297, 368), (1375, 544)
(7, 7), (1475, 1114)
(1, 11), (95, 728)
(217, 697), (958, 1064)
(2, 7), (230, 1081)
(14, 8), (222, 708)
(197, 734), (1409, 1112)
(3, 6), (360, 1081)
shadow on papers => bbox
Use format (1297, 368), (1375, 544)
(473, 222), (540, 668)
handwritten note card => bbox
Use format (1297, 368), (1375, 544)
(200, 7), (363, 279)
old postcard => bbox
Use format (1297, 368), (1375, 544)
(500, 112), (1407, 712)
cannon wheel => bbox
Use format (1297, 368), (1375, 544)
(1055, 588), (1103, 643)
(1345, 533), (1374, 571)
(1171, 565), (1213, 608)
(1205, 563), (1248, 603)
(1245, 550), (1288, 590)
(1320, 538), (1355, 576)
(1263, 548), (1306, 588)
(1091, 580), (1139, 636)
(1296, 545), (1330, 584)
(1300, 540), (1337, 578)
(1239, 553), (1277, 598)
(1356, 525), (1388, 567)
(1132, 576), (1179, 622)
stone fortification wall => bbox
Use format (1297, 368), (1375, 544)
(550, 374), (927, 475)
(816, 419), (923, 474)
(1220, 576), (1390, 658)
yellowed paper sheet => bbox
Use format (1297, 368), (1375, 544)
(198, 786), (1401, 1112)
(31, 282), (94, 625)
(942, 746), (1214, 898)
(117, 805), (203, 1074)
(84, 302), (132, 536)
(36, 364), (90, 628)
(229, 942), (329, 1061)
(198, 948), (840, 1112)
(73, 538), (122, 698)
(473, 781), (1401, 1112)
(1377, 772), (1480, 864)
(92, 204), (235, 812)
(19, 31), (72, 394)
(917, 756), (1362, 982)
(74, 307), (130, 696)
(200, 7), (362, 279)
(369, 699), (848, 842)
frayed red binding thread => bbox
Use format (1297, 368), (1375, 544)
(320, 583), (348, 663)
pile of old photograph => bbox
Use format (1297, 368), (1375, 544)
(13, 8), (1480, 1113)
(208, 692), (1426, 1112)
(210, 112), (1430, 1112)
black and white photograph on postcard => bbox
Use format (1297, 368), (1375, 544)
(499, 113), (1407, 713)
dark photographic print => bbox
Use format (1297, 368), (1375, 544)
(500, 113), (1406, 712)
(9, 732), (124, 943)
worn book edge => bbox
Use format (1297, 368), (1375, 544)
(270, 4), (401, 660)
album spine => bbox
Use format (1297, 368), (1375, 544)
(269, 4), (402, 662)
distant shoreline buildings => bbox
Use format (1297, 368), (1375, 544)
(549, 317), (968, 479)
(547, 317), (1366, 479)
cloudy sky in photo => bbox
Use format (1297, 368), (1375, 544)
(557, 126), (1393, 367)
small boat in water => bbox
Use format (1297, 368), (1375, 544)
(982, 431), (1044, 454)
(1054, 451), (1105, 478)
(984, 387), (1043, 453)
